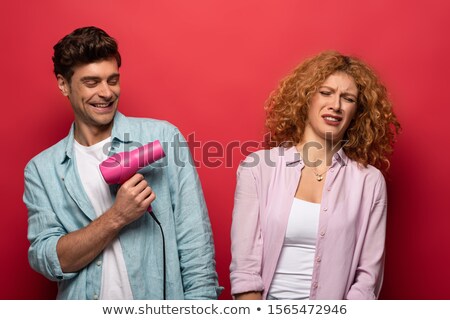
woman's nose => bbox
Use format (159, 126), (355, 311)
(328, 95), (342, 112)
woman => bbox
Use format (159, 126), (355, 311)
(230, 51), (400, 300)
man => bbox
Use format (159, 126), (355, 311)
(24, 26), (222, 299)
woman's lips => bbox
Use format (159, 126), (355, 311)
(322, 114), (342, 126)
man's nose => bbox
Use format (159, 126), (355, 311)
(98, 82), (113, 99)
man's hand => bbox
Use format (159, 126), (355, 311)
(109, 173), (156, 227)
(57, 173), (155, 273)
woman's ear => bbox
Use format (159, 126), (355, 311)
(57, 75), (70, 97)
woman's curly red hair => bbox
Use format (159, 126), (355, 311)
(265, 51), (401, 172)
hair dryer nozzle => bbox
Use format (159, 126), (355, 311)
(99, 140), (165, 184)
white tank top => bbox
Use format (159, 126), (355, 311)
(74, 137), (133, 299)
(267, 198), (320, 299)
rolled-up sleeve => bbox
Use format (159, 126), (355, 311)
(24, 164), (77, 281)
(230, 156), (264, 295)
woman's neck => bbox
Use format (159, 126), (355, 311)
(296, 138), (341, 169)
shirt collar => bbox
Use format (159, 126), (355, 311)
(334, 147), (349, 166)
(110, 111), (134, 144)
(284, 146), (303, 166)
(60, 111), (132, 164)
(284, 145), (349, 167)
(61, 123), (76, 164)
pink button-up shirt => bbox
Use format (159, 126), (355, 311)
(230, 146), (387, 299)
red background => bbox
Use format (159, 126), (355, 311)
(1, 0), (449, 299)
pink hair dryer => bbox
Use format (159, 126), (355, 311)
(99, 140), (166, 211)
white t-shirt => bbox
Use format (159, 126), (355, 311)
(74, 137), (133, 299)
(267, 198), (320, 299)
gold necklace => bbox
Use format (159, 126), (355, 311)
(311, 166), (330, 182)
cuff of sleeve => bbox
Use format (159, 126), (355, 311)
(346, 286), (377, 300)
(47, 236), (78, 281)
(185, 285), (225, 300)
(230, 271), (264, 296)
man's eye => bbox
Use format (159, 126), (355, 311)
(84, 81), (98, 87)
(108, 79), (119, 85)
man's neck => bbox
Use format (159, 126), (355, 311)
(74, 122), (113, 146)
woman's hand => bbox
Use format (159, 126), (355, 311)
(234, 291), (262, 300)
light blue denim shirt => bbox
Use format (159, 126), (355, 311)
(24, 112), (222, 299)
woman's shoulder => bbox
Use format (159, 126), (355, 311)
(345, 157), (386, 187)
(241, 146), (297, 169)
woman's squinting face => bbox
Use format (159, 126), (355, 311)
(305, 72), (358, 143)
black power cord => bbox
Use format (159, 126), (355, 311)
(149, 210), (166, 300)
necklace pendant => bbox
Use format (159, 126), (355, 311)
(316, 175), (323, 182)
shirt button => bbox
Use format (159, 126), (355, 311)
(312, 282), (318, 289)
(323, 207), (328, 212)
(96, 260), (102, 266)
(327, 188), (331, 191)
(330, 168), (334, 173)
(316, 256), (322, 262)
(93, 294), (99, 300)
(320, 231), (326, 237)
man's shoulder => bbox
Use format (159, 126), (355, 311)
(126, 116), (174, 127)
(122, 115), (180, 137)
(25, 137), (69, 171)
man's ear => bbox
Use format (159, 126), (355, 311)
(57, 75), (70, 96)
